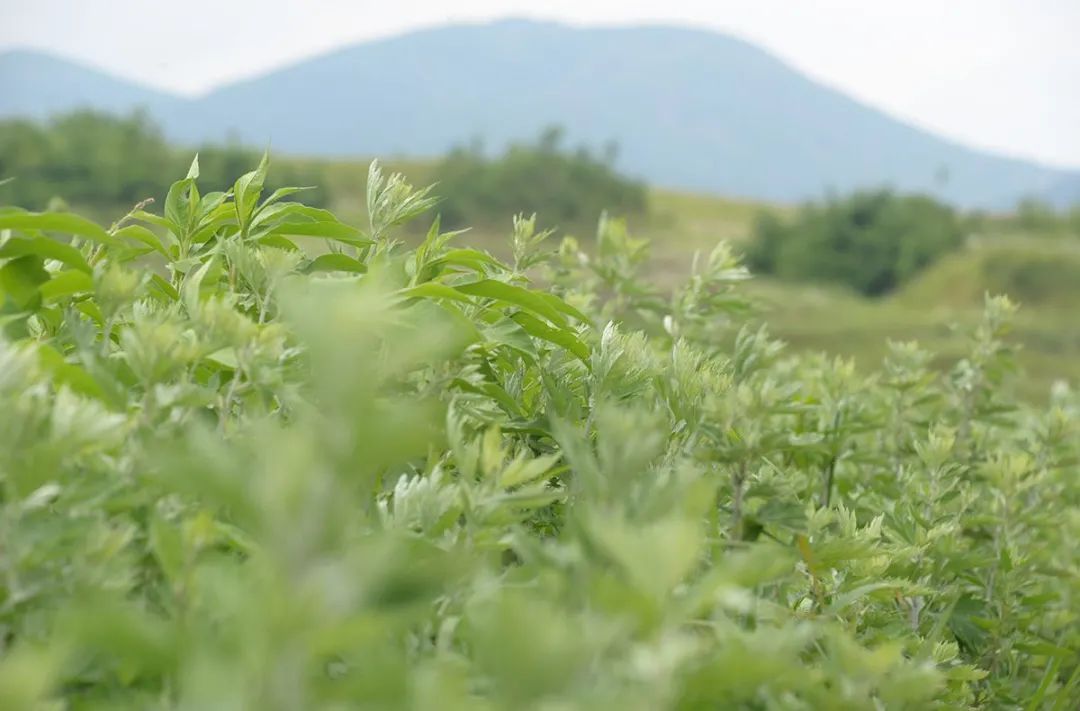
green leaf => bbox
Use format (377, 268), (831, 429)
(482, 317), (539, 360)
(132, 210), (177, 233)
(249, 202), (330, 232)
(267, 220), (372, 246)
(534, 290), (591, 324)
(499, 453), (562, 489)
(491, 484), (565, 510)
(1013, 641), (1077, 659)
(190, 208), (239, 245)
(0, 212), (118, 247)
(113, 224), (170, 258)
(427, 248), (503, 275)
(0, 255), (49, 309)
(182, 256), (218, 314)
(205, 347), (239, 370)
(165, 178), (198, 234)
(76, 298), (104, 325)
(233, 152), (269, 227)
(36, 344), (106, 400)
(398, 282), (474, 305)
(186, 154), (200, 179)
(40, 270), (94, 300)
(303, 253), (368, 274)
(254, 187), (315, 216)
(509, 311), (590, 363)
(147, 273), (180, 302)
(0, 235), (90, 272)
(456, 279), (569, 326)
(451, 377), (523, 418)
(256, 234), (301, 252)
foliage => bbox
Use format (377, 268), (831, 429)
(0, 111), (328, 212)
(898, 237), (1080, 311)
(1004, 198), (1080, 238)
(0, 157), (1077, 710)
(747, 189), (966, 296)
(431, 126), (647, 231)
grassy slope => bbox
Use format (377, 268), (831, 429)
(258, 156), (1080, 400)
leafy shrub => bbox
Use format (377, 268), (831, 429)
(747, 189), (965, 296)
(431, 126), (647, 230)
(0, 110), (328, 211)
(0, 158), (1077, 709)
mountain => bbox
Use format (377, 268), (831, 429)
(1040, 176), (1080, 208)
(0, 49), (179, 120)
(2, 20), (1076, 208)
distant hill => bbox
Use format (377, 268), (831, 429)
(1041, 176), (1080, 208)
(2, 19), (1077, 208)
(0, 50), (179, 119)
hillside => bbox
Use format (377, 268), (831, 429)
(0, 49), (179, 119)
(2, 19), (1076, 209)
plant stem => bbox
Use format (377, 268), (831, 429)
(731, 460), (747, 540)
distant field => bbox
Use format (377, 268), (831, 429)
(743, 277), (1080, 402)
(741, 232), (1080, 401)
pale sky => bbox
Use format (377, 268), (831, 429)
(2, 0), (1078, 169)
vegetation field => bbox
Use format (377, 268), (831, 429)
(0, 156), (1077, 708)
(276, 154), (1080, 403)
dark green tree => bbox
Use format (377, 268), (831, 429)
(747, 189), (964, 296)
(431, 126), (647, 230)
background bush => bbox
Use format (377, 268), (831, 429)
(431, 126), (647, 230)
(747, 189), (966, 296)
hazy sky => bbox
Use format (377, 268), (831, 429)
(2, 0), (1077, 168)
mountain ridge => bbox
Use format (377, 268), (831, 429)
(1, 19), (1076, 208)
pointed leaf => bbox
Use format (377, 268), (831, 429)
(0, 212), (118, 247)
(510, 311), (590, 363)
(303, 253), (368, 274)
(455, 279), (568, 326)
(40, 270), (94, 300)
(0, 255), (49, 309)
(0, 236), (90, 272)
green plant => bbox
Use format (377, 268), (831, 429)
(0, 157), (1076, 709)
(747, 189), (965, 296)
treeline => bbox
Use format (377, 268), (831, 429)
(0, 111), (328, 211)
(431, 127), (647, 230)
(0, 114), (647, 235)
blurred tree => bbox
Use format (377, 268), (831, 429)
(746, 189), (964, 296)
(0, 111), (328, 212)
(432, 126), (646, 231)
